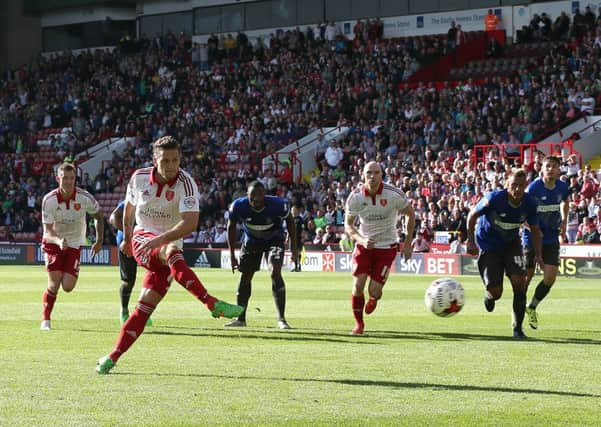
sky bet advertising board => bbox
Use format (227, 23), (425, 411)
(5, 245), (601, 278)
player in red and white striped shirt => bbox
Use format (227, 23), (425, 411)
(40, 162), (104, 330)
(345, 161), (416, 335)
(96, 136), (242, 374)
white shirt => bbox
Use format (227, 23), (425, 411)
(42, 187), (100, 248)
(213, 229), (228, 243)
(126, 167), (200, 249)
(345, 183), (409, 248)
(325, 24), (337, 41)
(325, 146), (344, 167)
(581, 96), (595, 114)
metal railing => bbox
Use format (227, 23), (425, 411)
(471, 141), (582, 168)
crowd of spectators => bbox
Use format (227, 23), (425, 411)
(1, 8), (601, 250)
(516, 6), (601, 44)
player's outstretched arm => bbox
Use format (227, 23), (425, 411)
(120, 201), (136, 256)
(91, 211), (105, 257)
(400, 204), (415, 260)
(285, 214), (299, 266)
(530, 224), (544, 268)
(227, 218), (239, 273)
(109, 205), (123, 231)
(559, 199), (569, 242)
(466, 208), (482, 255)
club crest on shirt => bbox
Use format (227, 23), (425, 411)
(165, 190), (175, 201)
(74, 203), (81, 211)
(183, 196), (195, 209)
(380, 199), (387, 207)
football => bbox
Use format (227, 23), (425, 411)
(425, 277), (465, 317)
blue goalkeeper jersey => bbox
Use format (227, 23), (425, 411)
(522, 178), (569, 247)
(475, 189), (539, 252)
(228, 195), (290, 244)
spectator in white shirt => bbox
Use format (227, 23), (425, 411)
(213, 224), (228, 243)
(313, 227), (325, 245)
(580, 90), (595, 114)
(325, 141), (344, 168)
(325, 22), (338, 42)
(412, 230), (431, 253)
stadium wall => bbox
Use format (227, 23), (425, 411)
(182, 1), (577, 42)
(40, 8), (136, 27)
(1, 0), (41, 71)
(3, 244), (601, 278)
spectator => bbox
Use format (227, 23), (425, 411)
(412, 230), (431, 253)
(580, 217), (600, 243)
(447, 22), (458, 49)
(580, 172), (600, 199)
(312, 208), (327, 230)
(325, 140), (344, 169)
(213, 224), (228, 243)
(313, 227), (325, 245)
(566, 202), (580, 243)
(321, 224), (339, 245)
(278, 161), (293, 185)
(580, 90), (596, 115)
(485, 9), (500, 32)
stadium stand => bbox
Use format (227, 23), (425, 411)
(1, 8), (601, 249)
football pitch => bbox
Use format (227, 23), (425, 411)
(1, 266), (600, 426)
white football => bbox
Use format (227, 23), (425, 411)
(425, 277), (465, 317)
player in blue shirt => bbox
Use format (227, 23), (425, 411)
(109, 201), (152, 326)
(467, 169), (543, 338)
(226, 181), (298, 329)
(522, 156), (569, 330)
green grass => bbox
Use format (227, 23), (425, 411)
(1, 266), (600, 426)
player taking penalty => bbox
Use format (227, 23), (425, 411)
(96, 136), (242, 374)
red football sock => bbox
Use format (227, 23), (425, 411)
(43, 289), (57, 321)
(109, 301), (155, 362)
(352, 294), (365, 325)
(167, 251), (217, 310)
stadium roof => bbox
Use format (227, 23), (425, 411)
(24, 0), (136, 15)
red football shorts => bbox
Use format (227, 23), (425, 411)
(351, 244), (398, 285)
(42, 242), (81, 278)
(132, 230), (172, 297)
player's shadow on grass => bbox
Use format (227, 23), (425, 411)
(317, 378), (601, 398)
(76, 325), (601, 345)
(375, 330), (601, 345)
(74, 326), (375, 344)
(118, 372), (601, 398)
(292, 328), (601, 345)
(145, 328), (375, 345)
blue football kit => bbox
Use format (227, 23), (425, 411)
(522, 178), (569, 247)
(228, 195), (290, 245)
(474, 189), (539, 252)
